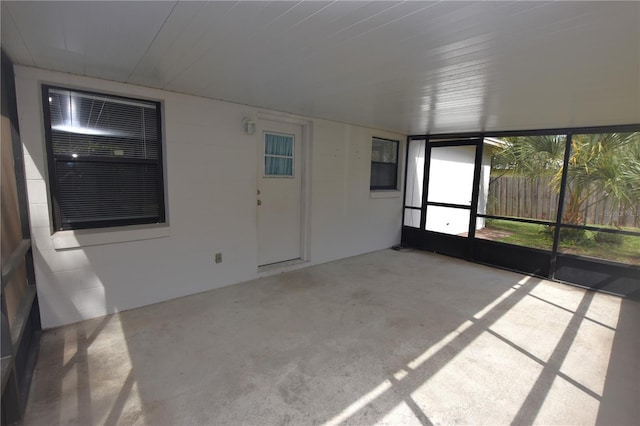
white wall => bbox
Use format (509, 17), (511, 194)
(15, 66), (405, 329)
(476, 149), (493, 230)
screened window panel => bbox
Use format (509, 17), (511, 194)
(404, 209), (421, 228)
(405, 139), (425, 207)
(43, 85), (164, 230)
(480, 135), (566, 222)
(561, 132), (639, 231)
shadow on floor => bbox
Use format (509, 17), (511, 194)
(23, 250), (637, 425)
(596, 294), (640, 424)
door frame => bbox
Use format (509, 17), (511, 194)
(256, 112), (312, 270)
(405, 137), (483, 259)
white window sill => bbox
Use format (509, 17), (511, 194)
(53, 224), (170, 250)
(370, 190), (402, 199)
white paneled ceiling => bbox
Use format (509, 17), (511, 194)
(2, 1), (639, 134)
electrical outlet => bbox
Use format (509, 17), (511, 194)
(215, 253), (222, 263)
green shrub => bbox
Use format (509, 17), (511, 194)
(560, 228), (588, 243)
(594, 231), (624, 245)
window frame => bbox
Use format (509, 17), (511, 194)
(41, 84), (166, 232)
(370, 137), (399, 191)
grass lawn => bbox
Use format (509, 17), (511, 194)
(483, 219), (640, 265)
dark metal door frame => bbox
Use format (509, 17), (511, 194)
(407, 137), (483, 260)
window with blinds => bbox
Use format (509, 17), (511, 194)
(370, 137), (399, 190)
(42, 85), (165, 231)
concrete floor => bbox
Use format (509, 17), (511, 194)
(24, 250), (639, 425)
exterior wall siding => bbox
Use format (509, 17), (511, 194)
(15, 65), (405, 328)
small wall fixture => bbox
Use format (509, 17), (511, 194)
(243, 118), (256, 135)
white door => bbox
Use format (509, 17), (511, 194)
(257, 120), (303, 266)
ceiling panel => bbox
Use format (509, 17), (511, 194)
(0, 6), (35, 67)
(164, 1), (336, 94)
(127, 1), (216, 87)
(84, 1), (176, 81)
(3, 1), (85, 72)
(2, 1), (638, 135)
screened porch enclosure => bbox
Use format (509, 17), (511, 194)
(402, 126), (640, 297)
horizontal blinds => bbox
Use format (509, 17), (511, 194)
(44, 86), (164, 230)
(371, 162), (397, 189)
(55, 161), (160, 225)
(48, 89), (158, 160)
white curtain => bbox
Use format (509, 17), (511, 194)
(264, 133), (293, 176)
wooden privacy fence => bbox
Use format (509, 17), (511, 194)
(486, 176), (640, 227)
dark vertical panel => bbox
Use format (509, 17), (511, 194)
(550, 132), (572, 279)
(419, 137), (431, 230)
(401, 136), (411, 228)
(1, 49), (41, 426)
(467, 139), (483, 241)
(0, 68), (23, 264)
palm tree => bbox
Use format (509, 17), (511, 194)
(492, 132), (639, 227)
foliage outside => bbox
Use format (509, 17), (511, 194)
(492, 132), (639, 226)
(482, 132), (640, 265)
(489, 132), (640, 247)
(483, 219), (640, 265)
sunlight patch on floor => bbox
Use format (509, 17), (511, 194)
(533, 374), (601, 424)
(410, 331), (545, 425)
(377, 401), (424, 425)
(407, 320), (474, 370)
(25, 314), (146, 425)
(323, 380), (393, 426)
(559, 310), (618, 397)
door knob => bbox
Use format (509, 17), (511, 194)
(257, 200), (262, 206)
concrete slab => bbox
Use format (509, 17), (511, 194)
(23, 250), (639, 425)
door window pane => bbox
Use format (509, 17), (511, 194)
(264, 157), (293, 176)
(427, 145), (476, 206)
(480, 135), (566, 221)
(425, 206), (470, 235)
(265, 133), (293, 156)
(264, 132), (294, 177)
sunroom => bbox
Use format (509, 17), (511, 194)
(1, 2), (638, 425)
